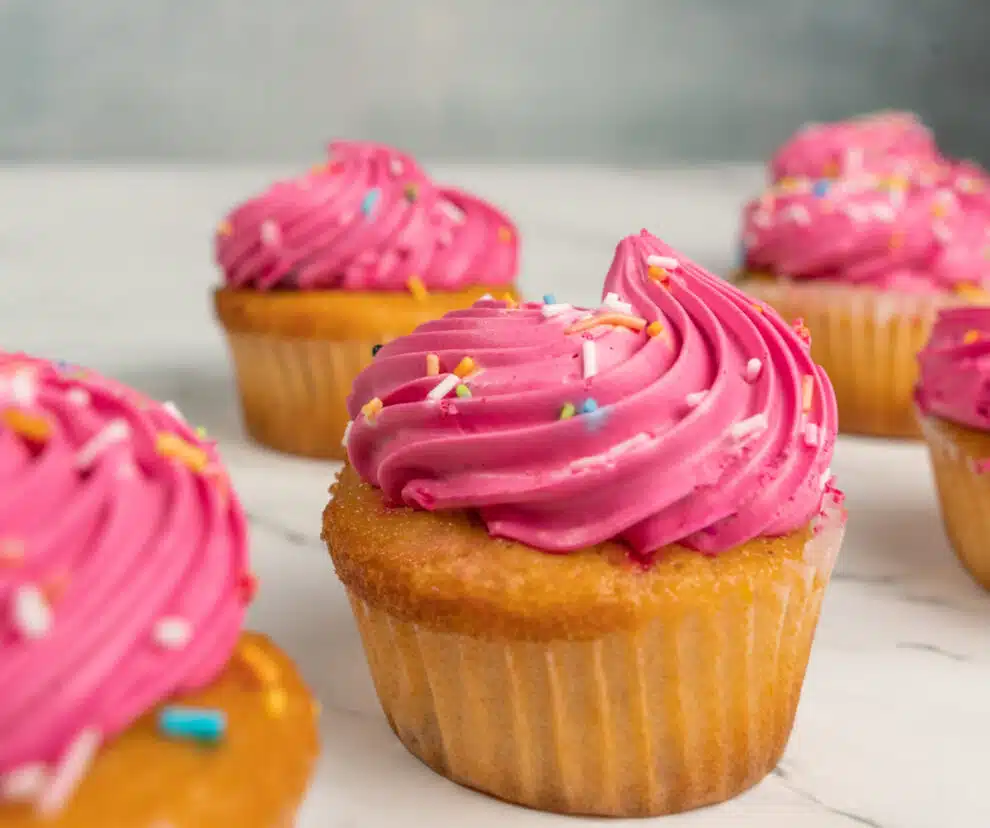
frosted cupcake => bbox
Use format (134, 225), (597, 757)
(323, 230), (846, 816)
(917, 307), (990, 588)
(214, 140), (520, 460)
(0, 353), (318, 826)
(738, 111), (990, 438)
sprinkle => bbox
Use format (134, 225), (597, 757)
(559, 402), (576, 420)
(804, 423), (820, 447)
(260, 220), (280, 247)
(745, 358), (763, 383)
(802, 375), (815, 412)
(646, 254), (680, 271)
(154, 617), (192, 650)
(812, 180), (830, 198)
(582, 340), (598, 379)
(646, 321), (665, 338)
(403, 183), (419, 202)
(76, 419), (130, 469)
(955, 283), (990, 302)
(601, 292), (633, 314)
(685, 390), (708, 408)
(360, 188), (381, 217)
(964, 329), (981, 345)
(428, 374), (460, 401)
(237, 572), (259, 603)
(478, 293), (494, 302)
(162, 401), (185, 422)
(567, 313), (647, 335)
(541, 303), (569, 318)
(389, 158), (404, 176)
(648, 266), (670, 283)
(455, 384), (472, 399)
(453, 357), (476, 378)
(12, 585), (52, 640)
(158, 707), (226, 744)
(543, 293), (557, 305)
(419, 354), (438, 379)
(406, 275), (428, 301)
(502, 293), (517, 308)
(823, 160), (839, 178)
(66, 388), (90, 407)
(216, 220), (233, 237)
(156, 432), (209, 473)
(440, 201), (465, 224)
(729, 413), (769, 442)
(497, 225), (513, 243)
(792, 318), (811, 345)
(360, 398), (383, 422)
(0, 368), (36, 407)
(238, 641), (287, 717)
(1, 409), (52, 443)
(581, 398), (599, 415)
(36, 729), (101, 817)
(0, 764), (47, 802)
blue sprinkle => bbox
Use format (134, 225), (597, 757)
(581, 398), (599, 415)
(360, 188), (381, 217)
(158, 706), (227, 744)
(812, 180), (830, 198)
(542, 293), (557, 305)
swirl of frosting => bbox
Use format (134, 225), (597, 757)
(215, 140), (518, 291)
(0, 353), (251, 800)
(742, 114), (990, 293)
(344, 230), (837, 557)
(916, 306), (990, 430)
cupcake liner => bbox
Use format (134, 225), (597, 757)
(919, 413), (990, 589)
(738, 278), (953, 439)
(346, 508), (844, 817)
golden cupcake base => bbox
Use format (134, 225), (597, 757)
(324, 466), (845, 816)
(214, 285), (517, 461)
(919, 413), (990, 589)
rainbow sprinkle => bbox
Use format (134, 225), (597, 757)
(964, 330), (981, 345)
(1, 409), (52, 443)
(407, 275), (428, 301)
(455, 384), (472, 399)
(158, 706), (226, 744)
(581, 398), (599, 415)
(801, 375), (815, 413)
(543, 293), (557, 305)
(361, 398), (383, 422)
(497, 226), (513, 243)
(567, 313), (646, 335)
(745, 358), (763, 383)
(361, 188), (381, 217)
(582, 340), (598, 379)
(453, 357), (476, 378)
(216, 220), (233, 237)
(11, 584), (52, 640)
(426, 353), (440, 376)
(559, 402), (576, 420)
(238, 640), (288, 717)
(503, 293), (517, 308)
(404, 184), (419, 202)
(155, 433), (209, 473)
(812, 180), (830, 198)
(646, 321), (665, 338)
(428, 374), (460, 401)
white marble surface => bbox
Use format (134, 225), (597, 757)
(3, 165), (989, 827)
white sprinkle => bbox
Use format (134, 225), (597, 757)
(744, 358), (763, 383)
(36, 728), (101, 817)
(870, 203), (896, 223)
(341, 420), (353, 448)
(75, 419), (130, 470)
(685, 390), (708, 408)
(782, 204), (811, 226)
(12, 585), (52, 640)
(260, 220), (280, 246)
(729, 413), (769, 442)
(646, 254), (680, 271)
(1, 369), (37, 407)
(804, 423), (820, 447)
(153, 617), (192, 650)
(66, 388), (90, 407)
(439, 201), (465, 224)
(601, 292), (633, 314)
(1, 764), (47, 802)
(541, 303), (570, 318)
(389, 158), (404, 176)
(427, 374), (460, 401)
(478, 293), (494, 302)
(162, 401), (185, 422)
(582, 340), (598, 379)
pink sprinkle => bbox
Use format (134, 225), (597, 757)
(36, 728), (101, 817)
(804, 423), (820, 447)
(744, 358), (763, 383)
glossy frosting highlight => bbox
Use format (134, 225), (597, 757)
(916, 306), (990, 431)
(743, 112), (990, 294)
(0, 353), (251, 811)
(345, 230), (837, 557)
(216, 141), (518, 291)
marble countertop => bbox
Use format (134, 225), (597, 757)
(2, 164), (987, 827)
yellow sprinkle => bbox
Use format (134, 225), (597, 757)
(216, 220), (232, 237)
(195, 426), (208, 439)
(453, 357), (476, 378)
(955, 283), (990, 304)
(646, 321), (665, 338)
(778, 176), (800, 192)
(361, 397), (383, 422)
(503, 293), (517, 308)
(497, 225), (513, 243)
(407, 275), (428, 301)
(559, 402), (576, 420)
(426, 353), (440, 376)
(801, 375), (815, 413)
(567, 313), (647, 335)
(1, 409), (52, 443)
(155, 432), (208, 473)
(964, 329), (981, 345)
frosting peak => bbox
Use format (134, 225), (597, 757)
(0, 353), (250, 801)
(216, 140), (519, 291)
(345, 230), (837, 557)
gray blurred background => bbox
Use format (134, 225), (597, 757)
(0, 0), (987, 165)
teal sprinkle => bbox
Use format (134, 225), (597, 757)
(361, 188), (381, 217)
(581, 398), (599, 414)
(158, 706), (226, 744)
(543, 293), (557, 305)
(812, 180), (830, 198)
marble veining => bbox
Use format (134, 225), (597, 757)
(1, 165), (988, 826)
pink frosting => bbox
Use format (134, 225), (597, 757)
(0, 353), (250, 797)
(916, 306), (990, 431)
(215, 140), (519, 291)
(344, 230), (838, 558)
(743, 113), (990, 294)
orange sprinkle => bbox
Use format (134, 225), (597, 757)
(1, 409), (52, 443)
(407, 275), (428, 301)
(156, 432), (209, 473)
(497, 225), (513, 243)
(751, 303), (765, 313)
(801, 375), (815, 413)
(647, 265), (669, 283)
(502, 293), (518, 308)
(955, 283), (990, 304)
(216, 220), (233, 237)
(646, 321), (665, 338)
(964, 329), (981, 345)
(823, 161), (839, 178)
(889, 231), (904, 250)
(426, 353), (440, 376)
(567, 313), (647, 335)
(361, 397), (383, 422)
(453, 357), (476, 378)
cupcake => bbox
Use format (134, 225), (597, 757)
(322, 230), (846, 817)
(738, 111), (990, 438)
(916, 307), (990, 588)
(0, 354), (318, 826)
(214, 140), (520, 460)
